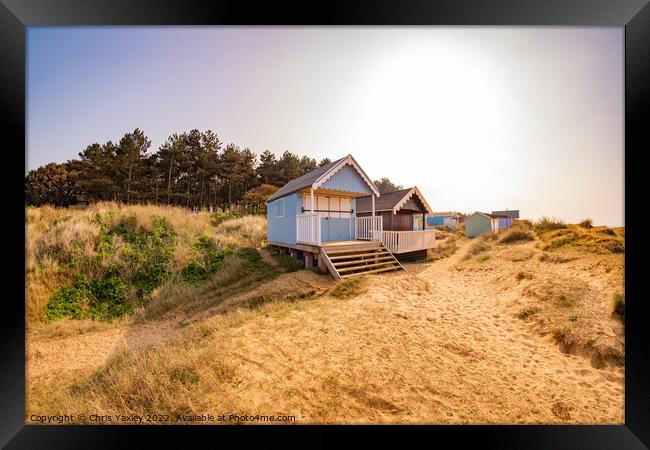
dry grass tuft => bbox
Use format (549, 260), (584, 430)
(463, 238), (491, 260)
(499, 229), (535, 244)
(329, 277), (369, 299)
(428, 235), (458, 261)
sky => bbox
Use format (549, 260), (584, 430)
(27, 27), (624, 226)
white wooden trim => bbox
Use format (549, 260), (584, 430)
(297, 213), (322, 245)
(381, 230), (437, 254)
(310, 188), (314, 213)
(312, 155), (380, 197)
(392, 186), (433, 215)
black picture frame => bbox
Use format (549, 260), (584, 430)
(2, 0), (648, 447)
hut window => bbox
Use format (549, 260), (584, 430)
(272, 199), (284, 218)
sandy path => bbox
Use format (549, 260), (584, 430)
(28, 243), (623, 423)
(27, 320), (182, 382)
(208, 245), (623, 423)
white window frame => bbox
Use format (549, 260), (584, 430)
(272, 198), (284, 218)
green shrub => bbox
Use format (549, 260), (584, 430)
(44, 274), (93, 321)
(568, 314), (578, 322)
(181, 236), (234, 284)
(44, 274), (133, 322)
(613, 293), (624, 322)
(476, 255), (490, 263)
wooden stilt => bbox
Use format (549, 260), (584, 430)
(304, 252), (313, 269)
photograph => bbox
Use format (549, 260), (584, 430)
(23, 25), (626, 426)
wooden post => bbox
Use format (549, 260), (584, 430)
(317, 254), (326, 271)
(289, 249), (298, 260)
(310, 188), (314, 213)
(305, 252), (314, 269)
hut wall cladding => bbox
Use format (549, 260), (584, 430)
(401, 197), (422, 211)
(320, 164), (373, 194)
(465, 213), (493, 238)
(266, 193), (299, 245)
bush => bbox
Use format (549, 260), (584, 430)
(578, 218), (593, 229)
(613, 293), (624, 322)
(44, 274), (132, 322)
(181, 236), (234, 284)
(44, 275), (93, 321)
(499, 229), (534, 244)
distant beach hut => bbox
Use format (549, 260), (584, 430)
(425, 212), (461, 229)
(465, 212), (512, 238)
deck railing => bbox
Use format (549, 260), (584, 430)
(296, 213), (322, 245)
(382, 230), (436, 254)
(355, 216), (383, 241)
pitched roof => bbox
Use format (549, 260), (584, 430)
(266, 154), (379, 203)
(357, 186), (433, 215)
(430, 212), (461, 217)
(470, 211), (511, 220)
(491, 210), (520, 218)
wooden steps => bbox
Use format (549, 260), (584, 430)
(320, 243), (404, 281)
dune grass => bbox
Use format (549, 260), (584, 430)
(26, 203), (267, 324)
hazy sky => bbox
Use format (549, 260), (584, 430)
(27, 27), (624, 226)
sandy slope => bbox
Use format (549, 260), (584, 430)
(208, 248), (623, 423)
(27, 242), (624, 423)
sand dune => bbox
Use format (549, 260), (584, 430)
(27, 240), (624, 423)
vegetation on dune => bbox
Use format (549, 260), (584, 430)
(427, 235), (458, 261)
(329, 277), (368, 299)
(463, 237), (491, 260)
(499, 229), (535, 244)
(269, 249), (305, 272)
(612, 293), (625, 323)
(27, 203), (269, 323)
(534, 216), (568, 232)
(578, 218), (593, 229)
(533, 219), (624, 255)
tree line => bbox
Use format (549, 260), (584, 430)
(25, 128), (403, 212)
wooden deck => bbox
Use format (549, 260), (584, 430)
(268, 239), (404, 280)
(268, 239), (382, 254)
